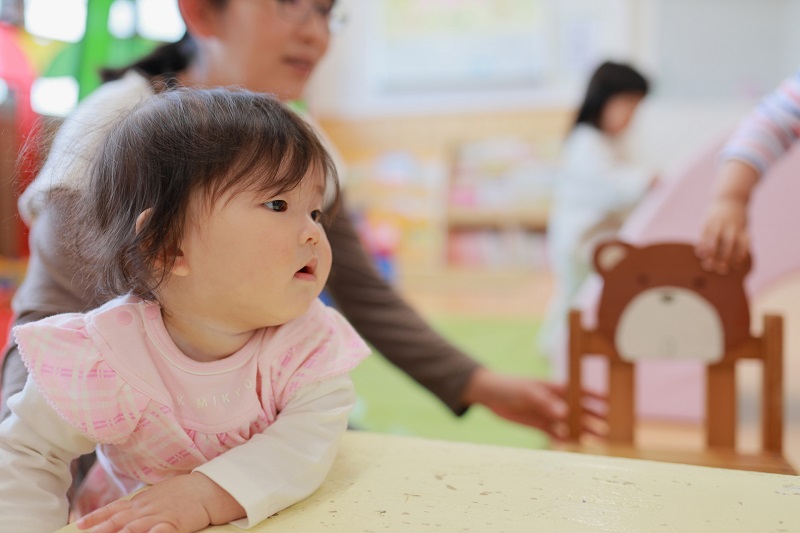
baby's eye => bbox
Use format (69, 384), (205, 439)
(311, 210), (324, 222)
(264, 200), (288, 212)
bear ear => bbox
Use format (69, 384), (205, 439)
(594, 240), (635, 276)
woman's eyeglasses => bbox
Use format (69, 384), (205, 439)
(273, 0), (347, 33)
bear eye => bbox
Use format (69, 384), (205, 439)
(693, 276), (706, 290)
(637, 274), (650, 286)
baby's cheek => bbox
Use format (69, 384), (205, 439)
(319, 238), (333, 280)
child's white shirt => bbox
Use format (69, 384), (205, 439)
(538, 124), (652, 362)
(548, 123), (651, 261)
(0, 374), (354, 532)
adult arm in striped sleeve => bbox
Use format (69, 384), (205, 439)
(698, 70), (800, 272)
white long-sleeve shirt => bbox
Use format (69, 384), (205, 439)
(0, 295), (368, 533)
(0, 374), (355, 532)
(548, 124), (651, 267)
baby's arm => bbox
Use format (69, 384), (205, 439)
(196, 375), (355, 527)
(75, 471), (242, 533)
(78, 375), (355, 532)
(0, 377), (96, 533)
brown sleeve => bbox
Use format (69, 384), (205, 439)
(324, 197), (482, 414)
(0, 202), (103, 421)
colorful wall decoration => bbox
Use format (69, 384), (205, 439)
(0, 0), (183, 256)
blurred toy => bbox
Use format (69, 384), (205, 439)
(592, 241), (750, 363)
(574, 132), (800, 421)
(566, 241), (793, 474)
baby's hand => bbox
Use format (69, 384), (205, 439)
(696, 197), (750, 274)
(76, 472), (244, 533)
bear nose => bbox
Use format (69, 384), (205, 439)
(661, 292), (674, 304)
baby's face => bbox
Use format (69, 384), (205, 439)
(176, 171), (332, 331)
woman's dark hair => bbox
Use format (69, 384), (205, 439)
(101, 32), (198, 83)
(70, 88), (338, 302)
(101, 0), (230, 83)
(573, 61), (649, 130)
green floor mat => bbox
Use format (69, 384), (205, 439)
(349, 315), (552, 450)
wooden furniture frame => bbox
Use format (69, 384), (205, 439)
(566, 309), (795, 475)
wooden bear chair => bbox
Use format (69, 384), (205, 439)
(566, 240), (795, 475)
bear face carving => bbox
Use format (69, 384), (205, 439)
(593, 241), (751, 363)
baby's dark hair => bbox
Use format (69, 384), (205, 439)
(573, 61), (650, 131)
(72, 88), (337, 302)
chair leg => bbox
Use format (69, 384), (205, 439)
(567, 310), (584, 441)
(707, 363), (736, 449)
(608, 362), (634, 444)
(761, 314), (784, 454)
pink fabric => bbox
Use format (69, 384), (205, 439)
(14, 295), (369, 512)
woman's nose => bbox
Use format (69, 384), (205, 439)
(295, 9), (330, 44)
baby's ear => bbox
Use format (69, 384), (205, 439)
(135, 208), (152, 236)
(593, 240), (635, 277)
(135, 209), (190, 277)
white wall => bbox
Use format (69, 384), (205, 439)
(308, 0), (800, 171)
(627, 0), (800, 173)
(308, 0), (634, 118)
(640, 0), (797, 101)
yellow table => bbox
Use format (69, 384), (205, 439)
(59, 431), (800, 532)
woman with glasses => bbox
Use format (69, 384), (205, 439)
(2, 0), (602, 526)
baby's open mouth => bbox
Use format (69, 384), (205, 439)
(296, 258), (317, 277)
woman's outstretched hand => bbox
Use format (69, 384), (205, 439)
(76, 472), (244, 533)
(462, 367), (606, 440)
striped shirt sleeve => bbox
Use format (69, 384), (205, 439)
(721, 70), (800, 177)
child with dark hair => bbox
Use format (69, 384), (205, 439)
(0, 88), (369, 533)
(539, 61), (657, 374)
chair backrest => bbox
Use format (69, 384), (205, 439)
(567, 240), (784, 454)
